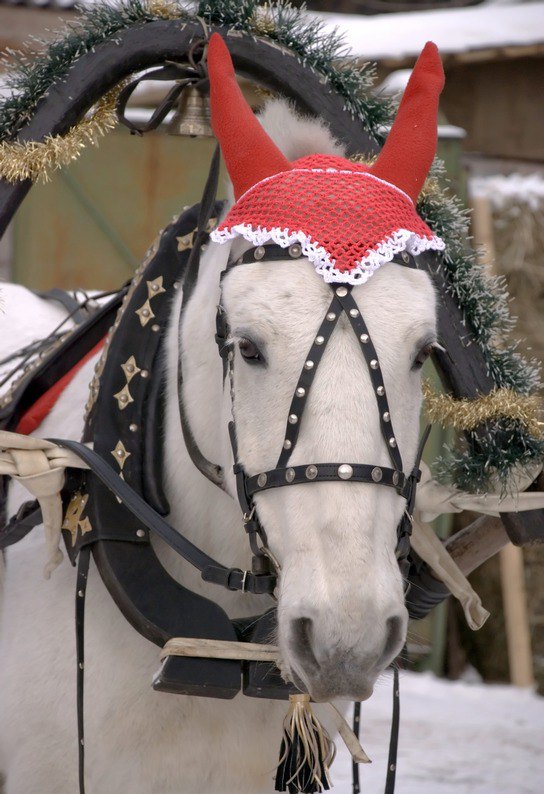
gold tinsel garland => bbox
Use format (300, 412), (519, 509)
(146, 0), (181, 19)
(423, 380), (544, 438)
(0, 87), (122, 184)
(0, 1), (186, 185)
(249, 6), (278, 36)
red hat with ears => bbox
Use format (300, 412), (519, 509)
(208, 33), (446, 284)
(371, 41), (444, 203)
(207, 33), (291, 200)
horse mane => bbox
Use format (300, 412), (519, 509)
(257, 98), (346, 161)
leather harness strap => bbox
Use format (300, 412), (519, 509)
(176, 145), (225, 491)
(246, 464), (408, 498)
(275, 292), (341, 468)
(385, 666), (401, 794)
(50, 438), (276, 596)
(76, 546), (90, 794)
(38, 289), (91, 325)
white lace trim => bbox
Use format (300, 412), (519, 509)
(210, 224), (445, 285)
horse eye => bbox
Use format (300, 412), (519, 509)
(239, 337), (263, 363)
(413, 343), (434, 370)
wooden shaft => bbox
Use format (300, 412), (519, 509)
(470, 192), (534, 684)
(499, 544), (535, 687)
(471, 194), (495, 270)
(445, 514), (509, 575)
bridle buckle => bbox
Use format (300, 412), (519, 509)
(243, 505), (256, 524)
(241, 569), (249, 593)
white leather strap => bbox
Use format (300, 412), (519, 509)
(0, 430), (89, 577)
(411, 516), (489, 629)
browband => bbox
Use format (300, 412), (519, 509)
(246, 464), (408, 498)
(238, 243), (420, 270)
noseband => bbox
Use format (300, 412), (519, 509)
(216, 244), (429, 588)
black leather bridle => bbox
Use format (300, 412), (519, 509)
(215, 242), (430, 590)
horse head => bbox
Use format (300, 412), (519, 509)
(185, 34), (444, 702)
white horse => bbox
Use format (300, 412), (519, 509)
(0, 56), (440, 794)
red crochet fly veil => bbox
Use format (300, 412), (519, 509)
(207, 34), (446, 284)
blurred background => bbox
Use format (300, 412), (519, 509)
(1, 0), (543, 693)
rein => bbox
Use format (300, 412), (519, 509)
(176, 144), (225, 490)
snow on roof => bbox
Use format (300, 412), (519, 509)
(312, 1), (544, 61)
(2, 2), (541, 64)
(470, 172), (544, 209)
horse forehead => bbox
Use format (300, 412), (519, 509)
(357, 264), (437, 334)
(222, 259), (435, 335)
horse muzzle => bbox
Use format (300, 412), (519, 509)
(284, 610), (407, 702)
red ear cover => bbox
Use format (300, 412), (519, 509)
(207, 33), (291, 200)
(371, 42), (444, 203)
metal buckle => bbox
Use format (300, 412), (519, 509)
(241, 569), (249, 592)
(243, 505), (256, 524)
(225, 567), (245, 591)
(262, 544), (281, 574)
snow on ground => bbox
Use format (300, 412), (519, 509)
(312, 2), (544, 60)
(331, 670), (544, 793)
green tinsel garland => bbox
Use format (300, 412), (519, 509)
(0, 0), (542, 492)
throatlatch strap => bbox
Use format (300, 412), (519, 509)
(352, 702), (361, 794)
(76, 545), (90, 794)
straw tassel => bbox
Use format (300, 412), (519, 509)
(275, 694), (335, 793)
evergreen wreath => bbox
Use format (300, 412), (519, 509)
(0, 0), (541, 493)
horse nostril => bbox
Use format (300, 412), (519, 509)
(291, 616), (313, 648)
(382, 615), (404, 665)
(290, 616), (319, 672)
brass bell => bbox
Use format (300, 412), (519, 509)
(168, 86), (213, 138)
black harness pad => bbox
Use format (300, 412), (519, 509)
(84, 201), (225, 517)
(62, 201), (294, 699)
